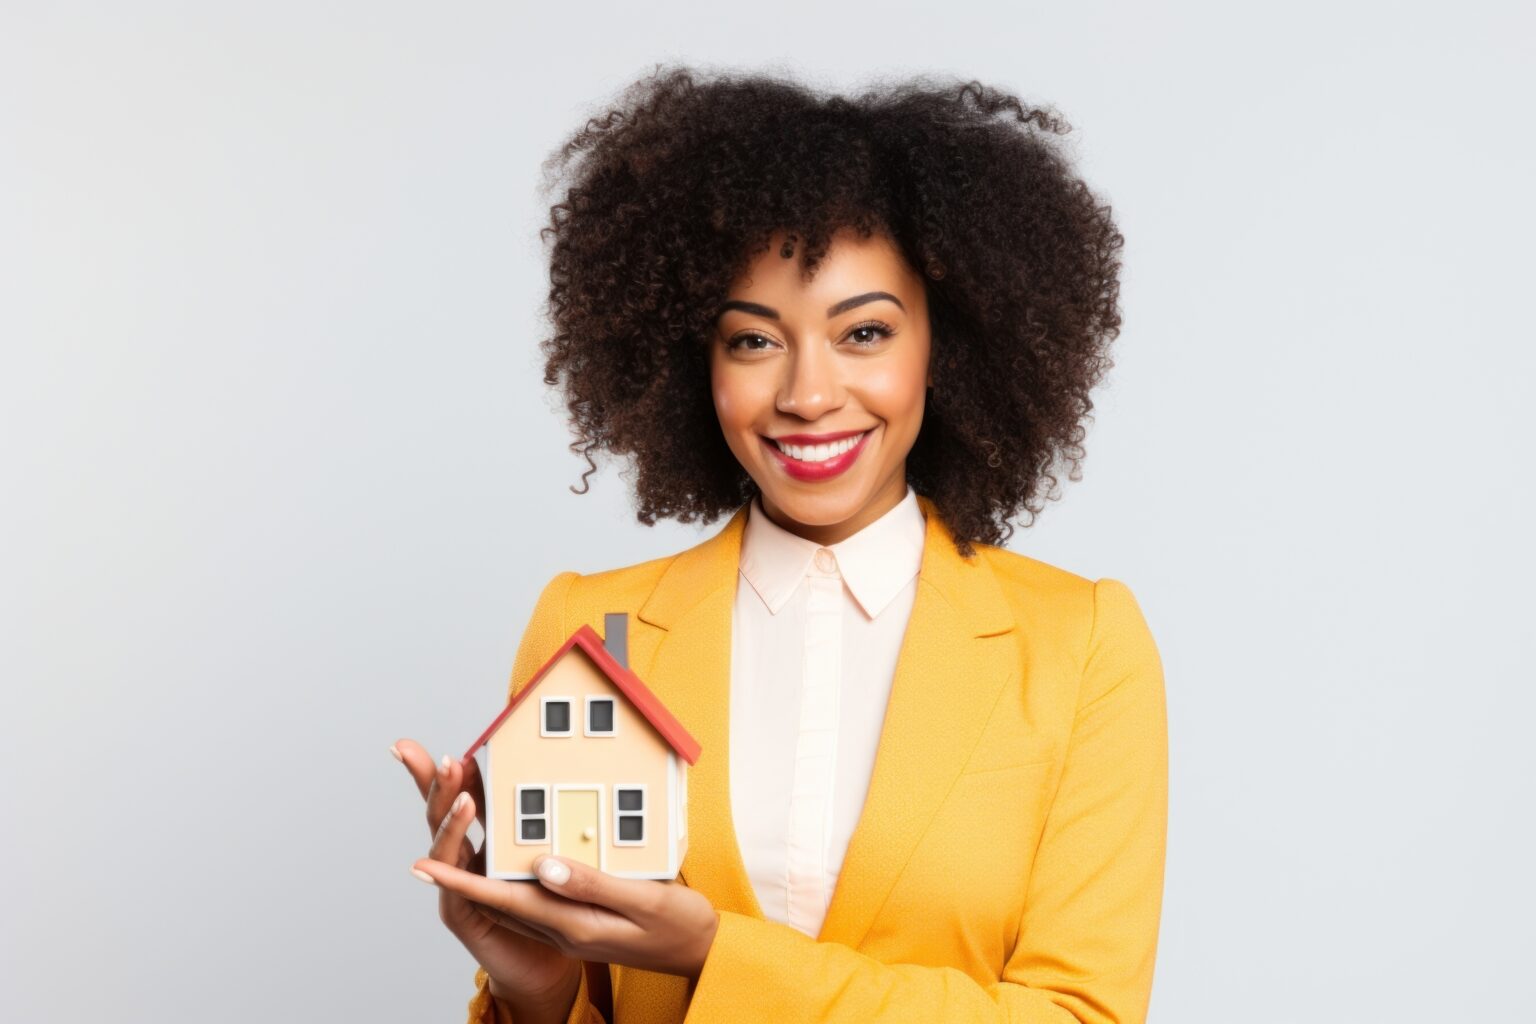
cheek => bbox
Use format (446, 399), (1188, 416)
(857, 364), (928, 435)
(709, 359), (738, 426)
(711, 366), (773, 433)
(711, 379), (744, 430)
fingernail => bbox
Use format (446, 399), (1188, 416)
(411, 867), (436, 885)
(439, 754), (452, 775)
(450, 791), (468, 815)
(389, 745), (403, 763)
(537, 857), (570, 885)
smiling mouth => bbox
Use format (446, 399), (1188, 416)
(765, 430), (872, 464)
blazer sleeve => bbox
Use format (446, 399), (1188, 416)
(468, 965), (607, 1024)
(462, 571), (611, 1024)
(682, 577), (1169, 1024)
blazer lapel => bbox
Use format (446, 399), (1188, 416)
(634, 502), (763, 919)
(629, 495), (1018, 948)
(816, 497), (1017, 949)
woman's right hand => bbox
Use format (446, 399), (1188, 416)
(394, 738), (583, 1020)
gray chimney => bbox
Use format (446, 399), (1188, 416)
(603, 612), (629, 669)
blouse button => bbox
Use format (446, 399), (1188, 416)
(814, 547), (837, 573)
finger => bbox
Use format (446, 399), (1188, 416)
(412, 857), (629, 940)
(424, 753), (463, 837)
(471, 901), (565, 948)
(430, 791), (475, 865)
(532, 856), (664, 923)
(459, 754), (487, 827)
(392, 738), (438, 800)
(413, 859), (573, 951)
(430, 869), (556, 949)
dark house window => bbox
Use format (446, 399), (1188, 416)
(587, 697), (616, 735)
(541, 698), (572, 736)
(516, 785), (548, 844)
(614, 785), (645, 845)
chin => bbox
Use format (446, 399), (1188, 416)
(758, 482), (868, 526)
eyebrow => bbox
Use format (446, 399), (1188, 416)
(715, 290), (906, 322)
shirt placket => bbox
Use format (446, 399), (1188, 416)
(785, 547), (842, 934)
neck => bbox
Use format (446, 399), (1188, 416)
(758, 467), (909, 546)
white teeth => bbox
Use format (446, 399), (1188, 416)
(773, 431), (866, 463)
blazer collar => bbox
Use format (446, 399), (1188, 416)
(738, 486), (927, 619)
(639, 494), (1013, 638)
(632, 493), (1017, 949)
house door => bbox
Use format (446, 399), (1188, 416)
(555, 788), (601, 869)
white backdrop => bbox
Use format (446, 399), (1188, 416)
(3, 2), (1532, 1020)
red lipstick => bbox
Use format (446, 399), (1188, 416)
(760, 428), (873, 482)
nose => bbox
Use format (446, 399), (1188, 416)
(776, 341), (845, 420)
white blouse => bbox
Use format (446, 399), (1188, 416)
(727, 485), (927, 938)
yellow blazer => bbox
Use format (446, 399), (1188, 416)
(468, 495), (1167, 1023)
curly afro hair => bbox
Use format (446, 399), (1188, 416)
(537, 63), (1125, 557)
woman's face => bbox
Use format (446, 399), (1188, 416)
(710, 228), (932, 545)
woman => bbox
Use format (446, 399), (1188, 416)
(394, 65), (1167, 1023)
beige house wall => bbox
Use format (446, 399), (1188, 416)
(486, 647), (678, 877)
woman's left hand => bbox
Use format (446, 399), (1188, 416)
(411, 853), (720, 981)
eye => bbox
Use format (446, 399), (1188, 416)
(726, 332), (778, 353)
(845, 320), (895, 346)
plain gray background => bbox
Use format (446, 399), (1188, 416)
(3, 2), (1532, 1020)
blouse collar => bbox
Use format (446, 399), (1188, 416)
(738, 486), (926, 620)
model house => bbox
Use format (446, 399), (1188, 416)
(463, 612), (700, 880)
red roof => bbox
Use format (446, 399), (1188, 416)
(462, 623), (701, 765)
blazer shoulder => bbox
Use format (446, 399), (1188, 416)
(508, 549), (683, 695)
(566, 551), (675, 602)
(975, 541), (1095, 603)
(973, 542), (1103, 646)
(554, 539), (704, 630)
(974, 542), (1156, 661)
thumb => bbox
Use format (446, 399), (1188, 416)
(534, 855), (652, 920)
(533, 854), (575, 889)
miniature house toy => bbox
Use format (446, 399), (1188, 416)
(462, 612), (701, 880)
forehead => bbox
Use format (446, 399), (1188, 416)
(726, 228), (919, 304)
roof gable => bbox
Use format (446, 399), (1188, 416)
(462, 623), (701, 765)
